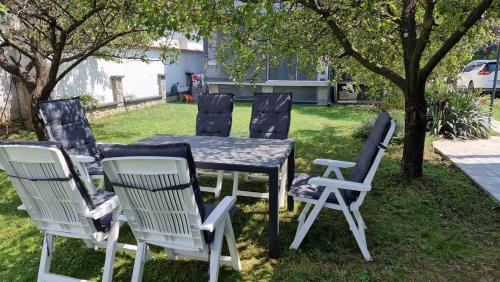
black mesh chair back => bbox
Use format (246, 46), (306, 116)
(196, 93), (234, 137)
(249, 92), (292, 140)
(39, 97), (98, 157)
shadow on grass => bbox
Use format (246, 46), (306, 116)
(0, 109), (499, 281)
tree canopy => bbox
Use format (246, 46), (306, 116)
(157, 0), (498, 179)
(0, 0), (189, 138)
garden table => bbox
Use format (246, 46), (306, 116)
(137, 134), (295, 258)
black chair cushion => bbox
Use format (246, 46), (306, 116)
(196, 93), (234, 137)
(39, 97), (98, 157)
(0, 141), (114, 232)
(249, 93), (292, 140)
(91, 190), (116, 232)
(289, 173), (357, 205)
(346, 111), (391, 201)
(85, 159), (103, 176)
(203, 203), (238, 243)
(99, 143), (207, 222)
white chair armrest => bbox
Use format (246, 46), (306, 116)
(313, 159), (356, 168)
(309, 177), (371, 192)
(69, 155), (95, 164)
(85, 196), (120, 220)
(200, 196), (236, 232)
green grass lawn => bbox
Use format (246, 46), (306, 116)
(1, 102), (499, 281)
(493, 98), (500, 121)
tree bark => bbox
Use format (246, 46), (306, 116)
(402, 80), (427, 179)
(30, 84), (48, 140)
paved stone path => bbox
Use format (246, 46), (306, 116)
(433, 136), (500, 202)
(492, 120), (500, 134)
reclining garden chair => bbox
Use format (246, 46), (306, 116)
(232, 92), (292, 207)
(288, 111), (395, 261)
(196, 93), (234, 197)
(0, 141), (134, 282)
(101, 143), (241, 282)
(39, 97), (105, 192)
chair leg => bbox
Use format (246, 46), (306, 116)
(164, 248), (177, 260)
(278, 164), (288, 208)
(296, 203), (312, 236)
(83, 239), (96, 249)
(353, 210), (367, 243)
(209, 219), (225, 282)
(214, 170), (224, 198)
(102, 222), (119, 282)
(224, 216), (241, 271)
(132, 241), (148, 282)
(37, 234), (54, 282)
(290, 203), (324, 249)
(341, 209), (371, 261)
(231, 172), (240, 199)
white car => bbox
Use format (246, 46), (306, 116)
(456, 60), (499, 94)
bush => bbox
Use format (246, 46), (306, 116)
(79, 93), (101, 108)
(353, 115), (404, 143)
(55, 92), (102, 108)
(426, 89), (490, 139)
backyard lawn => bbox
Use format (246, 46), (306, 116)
(494, 98), (500, 121)
(0, 103), (498, 281)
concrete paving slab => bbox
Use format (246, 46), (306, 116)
(433, 136), (500, 202)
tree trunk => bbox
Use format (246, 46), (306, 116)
(31, 96), (47, 141)
(402, 81), (427, 179)
(30, 81), (51, 141)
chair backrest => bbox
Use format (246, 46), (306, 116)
(101, 143), (208, 252)
(196, 93), (234, 137)
(249, 92), (292, 140)
(0, 141), (100, 237)
(346, 111), (396, 203)
(39, 97), (98, 157)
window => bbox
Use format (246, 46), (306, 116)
(486, 62), (498, 72)
(462, 64), (475, 72)
(268, 58), (297, 80)
(268, 57), (319, 81)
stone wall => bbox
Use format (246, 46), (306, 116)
(85, 95), (164, 121)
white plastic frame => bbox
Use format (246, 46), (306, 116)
(102, 156), (241, 282)
(289, 120), (396, 261)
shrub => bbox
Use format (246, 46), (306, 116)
(54, 92), (102, 108)
(79, 93), (101, 108)
(426, 89), (490, 139)
(353, 115), (404, 143)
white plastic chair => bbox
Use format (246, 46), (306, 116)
(0, 142), (135, 282)
(101, 144), (241, 282)
(289, 113), (395, 261)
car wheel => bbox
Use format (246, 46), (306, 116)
(468, 81), (474, 90)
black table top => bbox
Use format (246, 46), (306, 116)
(137, 135), (295, 170)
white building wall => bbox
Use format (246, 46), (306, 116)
(164, 50), (204, 91)
(0, 70), (21, 121)
(55, 49), (165, 103)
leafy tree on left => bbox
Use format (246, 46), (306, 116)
(0, 0), (185, 140)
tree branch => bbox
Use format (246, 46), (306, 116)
(0, 48), (34, 87)
(297, 0), (406, 88)
(421, 0), (494, 78)
(413, 0), (435, 63)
